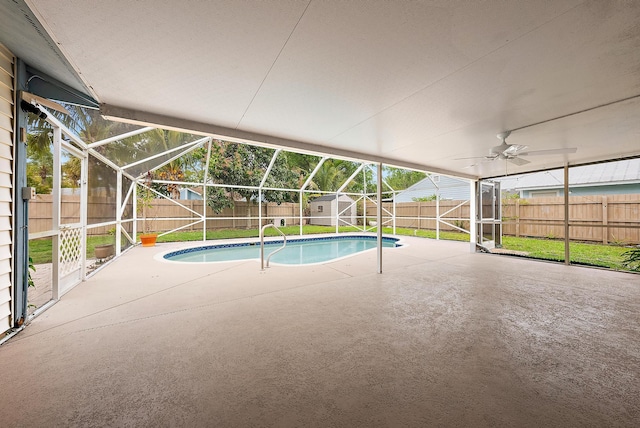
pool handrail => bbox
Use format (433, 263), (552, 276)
(260, 223), (287, 270)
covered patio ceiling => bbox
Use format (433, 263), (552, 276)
(6, 0), (640, 179)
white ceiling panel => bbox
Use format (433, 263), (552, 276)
(18, 0), (640, 178)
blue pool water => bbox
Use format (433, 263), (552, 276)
(163, 235), (400, 265)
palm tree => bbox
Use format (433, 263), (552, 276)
(145, 129), (198, 198)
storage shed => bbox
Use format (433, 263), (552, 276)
(309, 194), (356, 226)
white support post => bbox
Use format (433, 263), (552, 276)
(377, 163), (383, 274)
(259, 189), (263, 229)
(52, 126), (61, 300)
(116, 170), (123, 256)
(299, 191), (303, 236)
(392, 190), (396, 235)
(564, 163), (570, 265)
(436, 188), (440, 240)
(363, 169), (367, 231)
(469, 180), (477, 253)
(80, 149), (89, 280)
(203, 139), (212, 241)
(335, 192), (339, 234)
(132, 182), (137, 243)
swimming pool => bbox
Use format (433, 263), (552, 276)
(163, 235), (401, 265)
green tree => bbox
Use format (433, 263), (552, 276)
(204, 141), (297, 213)
(62, 156), (82, 188)
(383, 167), (426, 191)
(145, 129), (199, 198)
(311, 159), (365, 193)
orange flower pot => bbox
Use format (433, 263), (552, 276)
(140, 234), (158, 247)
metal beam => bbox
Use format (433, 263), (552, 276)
(101, 104), (476, 180)
(38, 106), (88, 150)
(89, 126), (155, 149)
(260, 149), (281, 188)
(123, 136), (208, 171)
(337, 163), (365, 193)
(301, 157), (327, 190)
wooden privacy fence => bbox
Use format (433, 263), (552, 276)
(366, 195), (639, 244)
(28, 194), (640, 244)
(501, 194), (640, 244)
(28, 195), (301, 235)
(144, 200), (301, 233)
(366, 200), (471, 231)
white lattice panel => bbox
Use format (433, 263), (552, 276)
(59, 227), (83, 277)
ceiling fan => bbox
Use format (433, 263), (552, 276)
(457, 131), (577, 167)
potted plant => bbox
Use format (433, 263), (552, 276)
(138, 171), (158, 247)
(94, 243), (114, 259)
(94, 227), (116, 259)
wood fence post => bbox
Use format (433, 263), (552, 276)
(602, 195), (608, 244)
(232, 203), (236, 229)
(515, 200), (520, 237)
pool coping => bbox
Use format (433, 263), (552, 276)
(154, 233), (406, 266)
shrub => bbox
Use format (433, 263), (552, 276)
(622, 247), (640, 272)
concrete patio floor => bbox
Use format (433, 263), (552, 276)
(1, 235), (639, 427)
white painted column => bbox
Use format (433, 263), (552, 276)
(564, 164), (570, 265)
(469, 179), (477, 253)
(202, 139), (212, 241)
(363, 171), (367, 231)
(115, 170), (122, 257)
(299, 191), (303, 236)
(80, 152), (89, 279)
(377, 163), (383, 274)
(51, 126), (61, 300)
(392, 191), (396, 235)
(258, 189), (262, 229)
(132, 182), (137, 242)
(436, 188), (440, 240)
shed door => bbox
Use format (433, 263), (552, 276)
(0, 44), (14, 333)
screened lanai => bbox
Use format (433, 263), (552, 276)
(22, 97), (640, 325)
(25, 103), (478, 317)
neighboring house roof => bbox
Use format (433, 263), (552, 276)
(311, 194), (355, 202)
(395, 175), (470, 202)
(497, 159), (640, 191)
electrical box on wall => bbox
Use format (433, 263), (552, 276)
(21, 187), (36, 200)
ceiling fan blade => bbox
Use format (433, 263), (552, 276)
(454, 154), (498, 161)
(507, 157), (530, 166)
(519, 148), (577, 156)
(502, 144), (528, 156)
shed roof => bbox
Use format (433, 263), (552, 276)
(311, 194), (355, 202)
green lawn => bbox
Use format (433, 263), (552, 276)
(501, 236), (632, 271)
(28, 226), (636, 272)
(29, 235), (116, 264)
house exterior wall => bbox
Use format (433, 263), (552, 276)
(0, 44), (14, 334)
